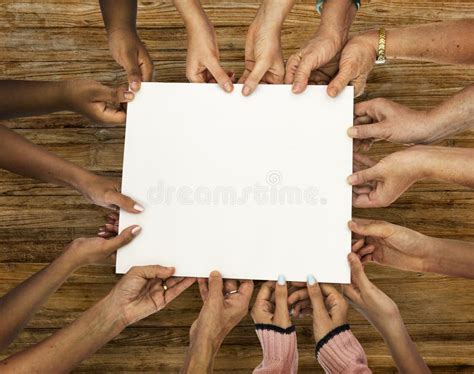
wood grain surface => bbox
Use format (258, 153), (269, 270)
(0, 0), (473, 372)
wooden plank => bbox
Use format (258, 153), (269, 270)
(1, 0), (473, 29)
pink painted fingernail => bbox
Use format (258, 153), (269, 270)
(124, 91), (134, 100)
(134, 204), (144, 212)
(131, 226), (142, 236)
(292, 84), (302, 93)
(224, 82), (233, 93)
(242, 85), (251, 96)
(347, 127), (357, 137)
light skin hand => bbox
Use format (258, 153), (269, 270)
(342, 254), (430, 374)
(349, 219), (432, 273)
(349, 150), (426, 208)
(286, 0), (356, 93)
(251, 280), (291, 328)
(100, 0), (154, 91)
(239, 0), (296, 96)
(174, 0), (233, 92)
(182, 271), (254, 373)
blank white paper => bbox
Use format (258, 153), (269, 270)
(117, 82), (353, 283)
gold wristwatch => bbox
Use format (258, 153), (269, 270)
(375, 27), (387, 65)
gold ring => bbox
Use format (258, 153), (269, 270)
(163, 284), (168, 291)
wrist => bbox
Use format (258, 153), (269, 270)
(257, 0), (295, 30)
(93, 295), (128, 336)
(318, 0), (357, 47)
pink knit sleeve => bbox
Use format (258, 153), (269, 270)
(316, 325), (371, 374)
(253, 324), (298, 374)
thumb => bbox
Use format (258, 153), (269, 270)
(122, 50), (142, 92)
(273, 276), (291, 328)
(105, 190), (144, 214)
(347, 122), (389, 140)
(208, 271), (224, 303)
(327, 61), (356, 97)
(348, 253), (371, 289)
(348, 219), (391, 238)
(242, 61), (268, 96)
(292, 54), (316, 93)
(207, 59), (234, 93)
(347, 165), (379, 186)
(104, 224), (141, 253)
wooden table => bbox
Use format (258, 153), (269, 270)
(0, 1), (473, 372)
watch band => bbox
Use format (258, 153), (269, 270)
(316, 0), (361, 14)
(375, 27), (387, 65)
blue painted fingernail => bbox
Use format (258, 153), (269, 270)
(307, 274), (316, 286)
(277, 274), (286, 285)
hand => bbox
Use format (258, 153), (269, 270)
(342, 253), (400, 334)
(185, 16), (234, 92)
(78, 174), (144, 213)
(63, 79), (134, 125)
(107, 265), (196, 326)
(190, 272), (254, 347)
(251, 279), (291, 328)
(64, 224), (141, 267)
(349, 219), (433, 273)
(349, 98), (434, 149)
(239, 2), (288, 96)
(327, 30), (378, 97)
(107, 29), (154, 91)
(349, 149), (427, 208)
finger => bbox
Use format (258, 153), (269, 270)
(224, 279), (238, 294)
(273, 276), (291, 327)
(348, 253), (371, 289)
(123, 50), (142, 91)
(284, 54), (300, 84)
(197, 278), (209, 301)
(207, 59), (234, 93)
(242, 61), (269, 96)
(353, 152), (378, 168)
(208, 271), (224, 302)
(352, 192), (382, 209)
(306, 275), (331, 322)
(347, 122), (389, 140)
(294, 299), (311, 317)
(341, 283), (361, 304)
(292, 55), (315, 93)
(287, 288), (309, 305)
(238, 279), (254, 301)
(128, 264), (176, 280)
(105, 190), (144, 213)
(348, 219), (391, 238)
(358, 245), (376, 258)
(256, 281), (275, 302)
(138, 49), (154, 82)
(165, 277), (196, 304)
(351, 238), (365, 252)
(103, 224), (141, 253)
(327, 62), (356, 97)
(347, 165), (380, 186)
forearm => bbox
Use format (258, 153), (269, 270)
(181, 329), (222, 374)
(0, 81), (69, 119)
(99, 0), (137, 35)
(173, 0), (209, 31)
(425, 84), (474, 142)
(0, 252), (78, 351)
(0, 125), (94, 190)
(426, 236), (474, 278)
(378, 316), (430, 374)
(386, 19), (474, 64)
(415, 146), (474, 188)
(0, 296), (125, 373)
(318, 0), (357, 46)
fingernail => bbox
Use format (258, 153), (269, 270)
(347, 127), (357, 138)
(328, 88), (337, 97)
(224, 82), (233, 93)
(277, 274), (286, 285)
(210, 270), (220, 277)
(133, 203), (144, 212)
(124, 91), (134, 100)
(242, 85), (251, 96)
(307, 274), (316, 286)
(347, 175), (356, 185)
(98, 231), (106, 236)
(131, 226), (142, 236)
(131, 81), (140, 91)
(292, 84), (302, 93)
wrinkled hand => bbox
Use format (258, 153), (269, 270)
(190, 272), (254, 346)
(286, 35), (341, 93)
(328, 31), (378, 97)
(342, 253), (400, 333)
(108, 265), (195, 326)
(79, 174), (144, 213)
(185, 17), (234, 92)
(239, 7), (285, 96)
(349, 98), (434, 150)
(251, 280), (291, 328)
(63, 79), (134, 125)
(349, 150), (425, 208)
(65, 224), (140, 267)
(108, 29), (154, 91)
(350, 219), (432, 273)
